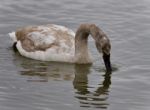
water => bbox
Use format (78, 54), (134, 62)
(0, 0), (150, 110)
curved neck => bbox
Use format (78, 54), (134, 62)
(75, 24), (105, 64)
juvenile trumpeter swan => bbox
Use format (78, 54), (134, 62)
(9, 24), (112, 71)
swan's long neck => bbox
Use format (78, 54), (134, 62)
(75, 24), (104, 64)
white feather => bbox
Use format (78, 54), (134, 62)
(16, 41), (75, 63)
(9, 32), (17, 43)
(27, 31), (56, 46)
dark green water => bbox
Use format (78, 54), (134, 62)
(0, 0), (150, 110)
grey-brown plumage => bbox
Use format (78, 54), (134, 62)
(75, 24), (112, 71)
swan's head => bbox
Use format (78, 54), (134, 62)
(96, 37), (112, 72)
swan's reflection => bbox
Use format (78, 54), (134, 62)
(13, 53), (112, 109)
(73, 64), (111, 109)
(13, 53), (75, 82)
(21, 62), (75, 82)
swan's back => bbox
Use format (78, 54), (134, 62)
(10, 24), (75, 62)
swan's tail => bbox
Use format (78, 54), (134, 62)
(8, 32), (17, 43)
(9, 32), (18, 52)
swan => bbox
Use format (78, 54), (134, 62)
(9, 24), (112, 71)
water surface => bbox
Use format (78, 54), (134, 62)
(0, 0), (150, 110)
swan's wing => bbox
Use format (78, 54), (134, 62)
(15, 24), (75, 53)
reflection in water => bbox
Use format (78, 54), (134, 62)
(73, 64), (111, 109)
(13, 52), (112, 109)
(21, 62), (75, 82)
(13, 53), (75, 82)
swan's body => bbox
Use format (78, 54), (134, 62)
(9, 24), (112, 71)
(9, 24), (78, 63)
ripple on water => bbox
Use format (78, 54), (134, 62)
(0, 0), (150, 110)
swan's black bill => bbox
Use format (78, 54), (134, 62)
(103, 53), (112, 72)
